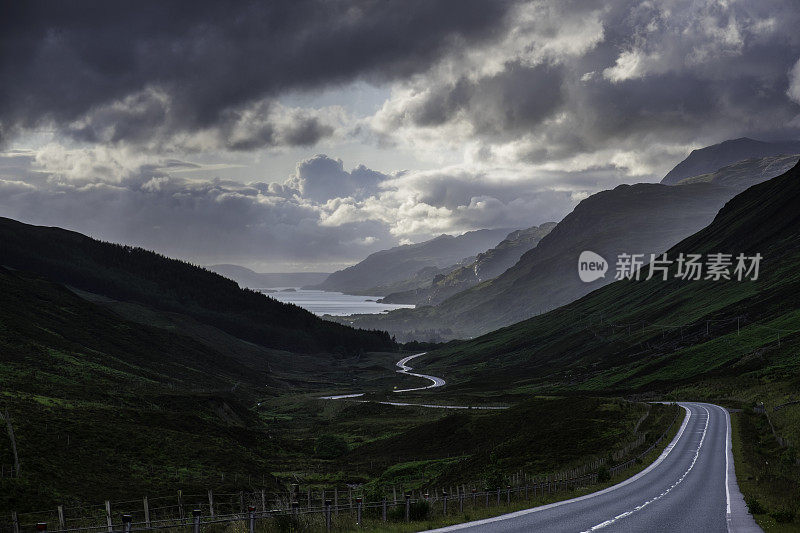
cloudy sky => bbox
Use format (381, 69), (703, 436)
(2, 0), (800, 271)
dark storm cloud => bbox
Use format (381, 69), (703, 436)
(0, 0), (516, 147)
(407, 61), (565, 136)
(375, 0), (800, 165)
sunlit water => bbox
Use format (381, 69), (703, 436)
(259, 288), (414, 316)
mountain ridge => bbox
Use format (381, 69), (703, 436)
(423, 158), (800, 395)
(311, 227), (514, 295)
(661, 137), (800, 185)
(379, 222), (556, 306)
(207, 264), (330, 289)
(330, 150), (799, 341)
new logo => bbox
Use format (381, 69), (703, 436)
(578, 250), (608, 282)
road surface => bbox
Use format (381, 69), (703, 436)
(427, 402), (762, 533)
(394, 352), (446, 392)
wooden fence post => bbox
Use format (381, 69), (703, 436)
(325, 500), (332, 533)
(178, 490), (185, 521)
(12, 511), (20, 533)
(57, 505), (65, 530)
(143, 497), (151, 527)
(192, 509), (200, 533)
(207, 490), (214, 517)
(105, 501), (112, 533)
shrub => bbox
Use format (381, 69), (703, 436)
(314, 434), (349, 459)
(780, 447), (797, 467)
(771, 508), (795, 523)
(745, 497), (766, 515)
(597, 466), (611, 483)
(409, 499), (431, 520)
(387, 499), (430, 522)
(273, 514), (299, 532)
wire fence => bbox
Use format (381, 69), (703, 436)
(4, 408), (681, 533)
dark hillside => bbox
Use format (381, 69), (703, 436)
(423, 160), (800, 395)
(0, 266), (278, 509)
(0, 217), (393, 355)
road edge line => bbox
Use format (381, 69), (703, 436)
(717, 404), (764, 533)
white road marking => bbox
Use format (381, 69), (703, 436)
(579, 404), (711, 532)
(723, 405), (731, 515)
(318, 393), (365, 400)
(425, 404), (693, 533)
(376, 401), (507, 410)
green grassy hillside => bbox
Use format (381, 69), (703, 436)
(0, 266), (279, 509)
(348, 398), (677, 490)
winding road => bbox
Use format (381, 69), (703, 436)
(393, 352), (446, 392)
(320, 353), (507, 409)
(426, 402), (762, 533)
(321, 355), (762, 532)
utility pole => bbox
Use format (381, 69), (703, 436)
(1, 409), (20, 477)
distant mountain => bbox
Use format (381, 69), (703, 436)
(311, 228), (514, 295)
(208, 264), (329, 288)
(0, 217), (394, 354)
(332, 151), (798, 341)
(379, 223), (556, 306)
(424, 159), (800, 396)
(660, 137), (800, 185)
(674, 153), (799, 189)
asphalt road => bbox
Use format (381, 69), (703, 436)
(393, 352), (447, 392)
(427, 402), (762, 533)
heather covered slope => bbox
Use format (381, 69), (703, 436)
(0, 266), (278, 509)
(0, 217), (393, 355)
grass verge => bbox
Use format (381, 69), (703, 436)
(731, 408), (800, 532)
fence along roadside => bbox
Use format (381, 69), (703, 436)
(4, 407), (680, 533)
